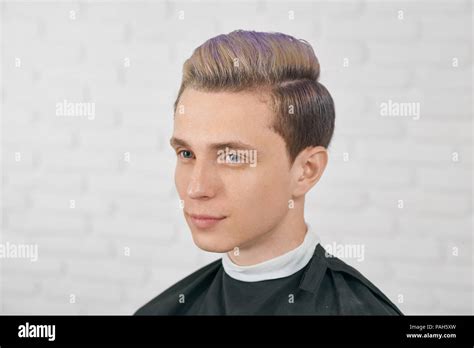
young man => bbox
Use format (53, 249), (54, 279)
(135, 30), (402, 315)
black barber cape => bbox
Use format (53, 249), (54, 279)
(135, 244), (402, 315)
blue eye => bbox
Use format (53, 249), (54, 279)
(178, 150), (193, 159)
(226, 153), (241, 163)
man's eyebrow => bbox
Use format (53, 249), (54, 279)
(169, 137), (257, 151)
(169, 137), (189, 148)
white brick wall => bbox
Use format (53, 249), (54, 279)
(1, 0), (472, 315)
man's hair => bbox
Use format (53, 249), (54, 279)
(173, 30), (335, 166)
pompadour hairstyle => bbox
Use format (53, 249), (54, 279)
(174, 30), (336, 165)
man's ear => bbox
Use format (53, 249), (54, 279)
(291, 146), (329, 198)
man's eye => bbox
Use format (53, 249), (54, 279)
(226, 154), (239, 163)
(226, 154), (242, 163)
(177, 150), (193, 159)
(225, 153), (247, 164)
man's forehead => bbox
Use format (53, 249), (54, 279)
(172, 89), (277, 147)
(175, 88), (273, 119)
(170, 136), (257, 150)
(172, 117), (276, 149)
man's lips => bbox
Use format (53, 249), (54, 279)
(185, 212), (227, 229)
(186, 212), (227, 220)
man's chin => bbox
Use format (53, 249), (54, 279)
(191, 234), (235, 254)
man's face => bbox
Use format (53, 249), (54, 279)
(171, 88), (294, 253)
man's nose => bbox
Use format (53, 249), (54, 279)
(187, 160), (217, 199)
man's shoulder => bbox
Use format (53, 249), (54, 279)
(311, 245), (403, 315)
(134, 258), (222, 315)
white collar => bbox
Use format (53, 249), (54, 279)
(221, 222), (320, 282)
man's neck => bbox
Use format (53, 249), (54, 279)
(226, 215), (308, 266)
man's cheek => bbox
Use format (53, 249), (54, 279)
(174, 170), (188, 194)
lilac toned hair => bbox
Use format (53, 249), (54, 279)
(174, 30), (335, 165)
